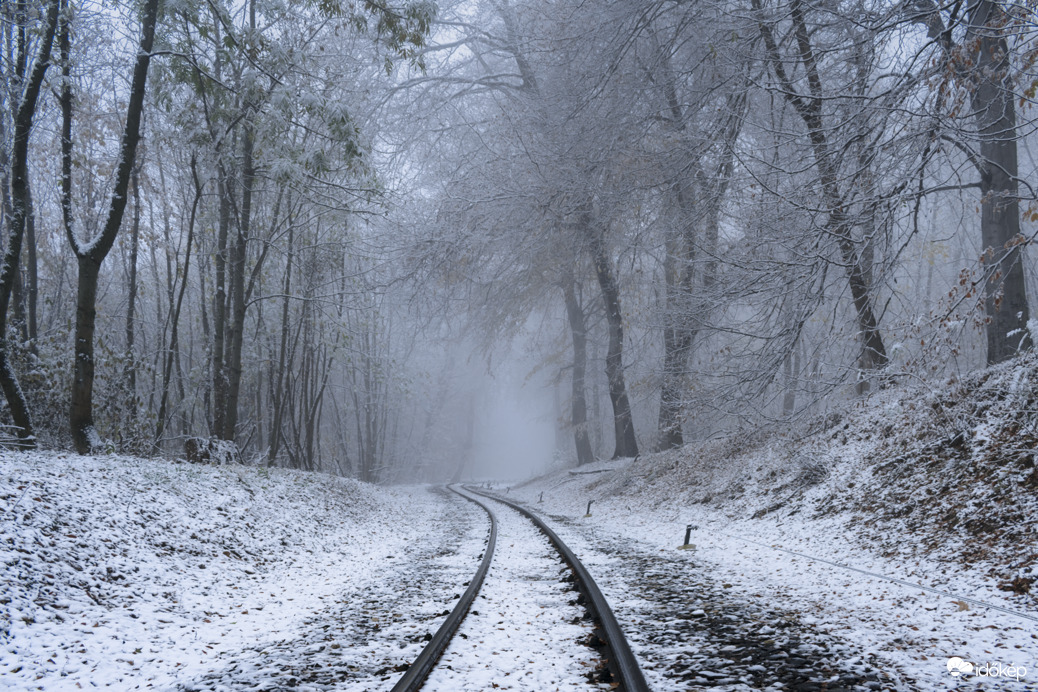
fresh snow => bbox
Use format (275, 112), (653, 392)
(4, 357), (1037, 691)
(0, 452), (482, 691)
(424, 489), (603, 691)
(497, 427), (1037, 690)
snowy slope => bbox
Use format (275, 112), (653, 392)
(0, 451), (469, 691)
(3, 354), (1036, 691)
(505, 355), (1038, 690)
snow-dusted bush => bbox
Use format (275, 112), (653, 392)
(184, 437), (243, 465)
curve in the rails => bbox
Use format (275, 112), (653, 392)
(466, 486), (651, 692)
(390, 485), (497, 692)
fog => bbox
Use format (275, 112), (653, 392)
(469, 368), (558, 482)
(399, 323), (563, 485)
(3, 0), (1034, 487)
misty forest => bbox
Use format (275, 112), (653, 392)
(4, 0), (1038, 690)
(1, 0), (1036, 476)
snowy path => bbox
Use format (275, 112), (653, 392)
(423, 491), (605, 691)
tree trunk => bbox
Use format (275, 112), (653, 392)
(222, 122), (255, 441)
(68, 0), (159, 454)
(561, 270), (594, 466)
(656, 195), (697, 450)
(655, 201), (694, 450)
(969, 0), (1030, 364)
(70, 256), (101, 450)
(651, 33), (696, 451)
(782, 346), (799, 416)
(0, 0), (60, 448)
(212, 167), (231, 438)
(11, 252), (28, 343)
(656, 329), (692, 450)
(218, 0), (261, 443)
(268, 207), (294, 465)
(590, 333), (603, 454)
(583, 213), (638, 459)
(9, 189), (37, 346)
(155, 158), (202, 446)
(25, 185), (36, 343)
(124, 167), (141, 410)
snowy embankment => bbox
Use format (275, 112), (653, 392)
(508, 355), (1038, 690)
(0, 452), (465, 691)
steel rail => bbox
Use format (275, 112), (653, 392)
(466, 487), (651, 692)
(390, 485), (497, 692)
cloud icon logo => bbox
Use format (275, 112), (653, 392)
(947, 657), (974, 676)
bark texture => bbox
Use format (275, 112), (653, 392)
(968, 0), (1030, 364)
(583, 213), (638, 459)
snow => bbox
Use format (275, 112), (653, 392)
(490, 475), (1037, 689)
(0, 451), (482, 691)
(498, 359), (1038, 690)
(4, 356), (1037, 691)
(424, 489), (604, 691)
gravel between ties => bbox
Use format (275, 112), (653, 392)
(541, 513), (898, 692)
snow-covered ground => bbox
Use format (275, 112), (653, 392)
(0, 452), (486, 691)
(3, 356), (1036, 691)
(495, 472), (1033, 690)
(497, 358), (1038, 690)
(425, 490), (604, 691)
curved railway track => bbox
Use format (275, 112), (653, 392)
(391, 485), (649, 692)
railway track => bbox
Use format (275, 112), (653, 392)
(176, 486), (647, 692)
(392, 485), (649, 692)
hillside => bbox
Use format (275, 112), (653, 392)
(0, 453), (480, 691)
(506, 353), (1038, 689)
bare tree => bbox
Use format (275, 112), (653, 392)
(65, 0), (160, 453)
(751, 0), (890, 380)
(911, 0), (1031, 364)
(0, 0), (60, 448)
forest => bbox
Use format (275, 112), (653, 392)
(1, 0), (1036, 480)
